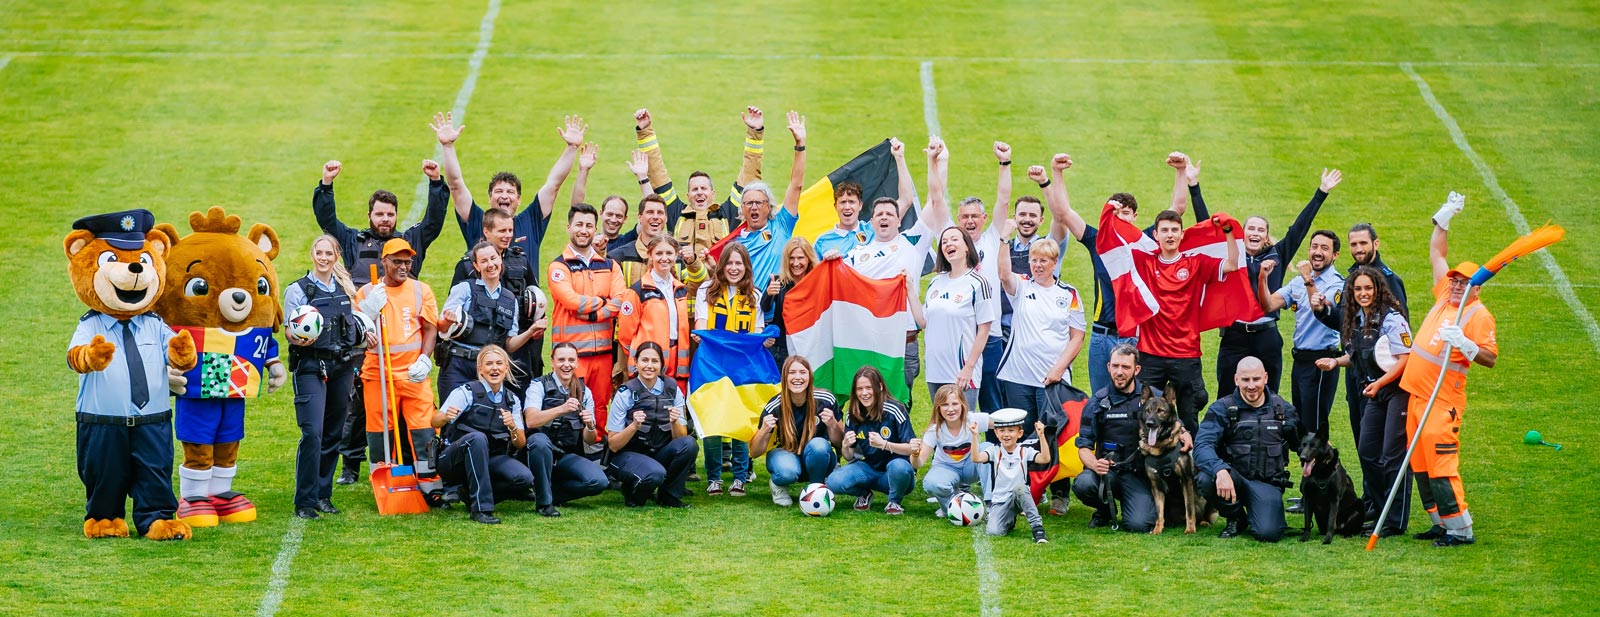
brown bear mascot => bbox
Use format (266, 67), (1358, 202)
(153, 207), (286, 526)
(65, 209), (197, 540)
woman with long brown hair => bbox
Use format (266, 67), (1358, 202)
(694, 242), (765, 497)
(760, 237), (819, 365)
(823, 366), (917, 515)
(750, 355), (843, 506)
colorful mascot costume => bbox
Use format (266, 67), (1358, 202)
(153, 207), (286, 526)
(65, 209), (197, 540)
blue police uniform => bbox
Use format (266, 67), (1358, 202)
(522, 374), (609, 509)
(284, 274), (362, 511)
(1194, 392), (1300, 542)
(1276, 267), (1345, 439)
(1070, 384), (1160, 532)
(438, 279), (519, 400)
(606, 377), (698, 507)
(436, 381), (535, 513)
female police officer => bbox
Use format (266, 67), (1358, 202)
(521, 342), (609, 517)
(437, 241), (544, 399)
(285, 235), (369, 519)
(605, 342), (697, 508)
(432, 344), (534, 524)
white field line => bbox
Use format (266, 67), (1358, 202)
(0, 55), (10, 72)
(402, 0), (501, 227)
(971, 528), (1002, 616)
(253, 517), (305, 617)
(4, 49), (1599, 69)
(1400, 63), (1600, 357)
(921, 61), (941, 137)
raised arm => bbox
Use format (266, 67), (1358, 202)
(1045, 154), (1087, 241)
(430, 112), (475, 223)
(992, 141), (1013, 226)
(890, 138), (917, 216)
(537, 116), (586, 217)
(1029, 159), (1071, 244)
(634, 108), (676, 199)
(1167, 152), (1192, 216)
(1276, 168), (1341, 261)
(781, 110), (805, 216)
(921, 138), (951, 232)
(625, 150), (653, 200)
(1256, 260), (1289, 312)
(313, 161), (357, 239)
(413, 159), (449, 246)
(1219, 215), (1239, 274)
(736, 106), (766, 193)
(997, 219), (1019, 296)
(1429, 192), (1465, 285)
(571, 142), (597, 206)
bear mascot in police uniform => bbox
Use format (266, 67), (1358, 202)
(65, 209), (198, 540)
(153, 206), (286, 527)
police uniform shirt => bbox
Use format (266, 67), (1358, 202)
(996, 276), (1086, 386)
(1075, 386), (1144, 451)
(443, 279), (519, 321)
(441, 381), (526, 433)
(736, 205), (799, 287)
(846, 398), (913, 472)
(71, 312), (176, 417)
(1361, 310), (1413, 360)
(525, 377), (595, 415)
(981, 441), (1038, 496)
(458, 198), (551, 285)
(1273, 267), (1345, 351)
(282, 273), (338, 318)
(812, 221), (873, 259)
(605, 378), (687, 433)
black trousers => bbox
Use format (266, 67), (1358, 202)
(338, 368), (367, 468)
(292, 358), (355, 508)
(1198, 470), (1287, 542)
(1344, 370), (1363, 452)
(1071, 468), (1158, 533)
(438, 432), (535, 513)
(77, 418), (178, 536)
(1215, 324), (1283, 398)
(1137, 353), (1206, 433)
(1357, 386), (1411, 531)
(523, 433), (609, 507)
(608, 436), (699, 505)
(1290, 350), (1342, 439)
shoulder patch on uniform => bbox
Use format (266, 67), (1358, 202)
(620, 301), (634, 316)
(1400, 332), (1412, 347)
(550, 268), (566, 282)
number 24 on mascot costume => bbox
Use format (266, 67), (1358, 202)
(154, 206), (287, 527)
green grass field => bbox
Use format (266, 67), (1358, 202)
(3, 1), (1597, 614)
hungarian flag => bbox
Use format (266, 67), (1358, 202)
(709, 140), (901, 261)
(783, 260), (911, 402)
(688, 327), (781, 441)
(1028, 382), (1088, 504)
(1094, 204), (1261, 336)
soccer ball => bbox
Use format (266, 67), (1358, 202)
(287, 305), (323, 342)
(946, 491), (986, 526)
(798, 483), (834, 517)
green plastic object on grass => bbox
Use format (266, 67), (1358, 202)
(1524, 430), (1563, 451)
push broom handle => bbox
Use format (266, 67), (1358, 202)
(371, 265), (394, 467)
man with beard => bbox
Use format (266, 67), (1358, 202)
(1255, 230), (1345, 440)
(633, 107), (767, 247)
(1197, 168), (1343, 397)
(313, 158), (449, 485)
(548, 203), (626, 426)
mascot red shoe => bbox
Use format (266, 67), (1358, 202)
(153, 207), (285, 526)
(65, 209), (196, 541)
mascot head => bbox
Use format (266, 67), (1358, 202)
(64, 209), (172, 319)
(153, 207), (282, 331)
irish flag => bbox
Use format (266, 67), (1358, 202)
(784, 260), (911, 402)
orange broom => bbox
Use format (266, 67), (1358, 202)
(368, 265), (430, 515)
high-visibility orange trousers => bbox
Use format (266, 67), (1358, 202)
(1406, 394), (1469, 524)
(577, 355), (613, 437)
(363, 377), (437, 434)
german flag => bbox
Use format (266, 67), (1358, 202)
(710, 139), (901, 260)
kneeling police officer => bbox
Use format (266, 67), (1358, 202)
(521, 343), (609, 517)
(1071, 343), (1167, 532)
(1195, 356), (1300, 542)
(432, 345), (533, 524)
(605, 342), (698, 508)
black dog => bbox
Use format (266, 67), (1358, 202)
(1138, 387), (1199, 534)
(1297, 434), (1364, 544)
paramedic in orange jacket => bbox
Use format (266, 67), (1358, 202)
(355, 239), (441, 487)
(1401, 194), (1497, 547)
(548, 203), (626, 432)
(617, 235), (692, 392)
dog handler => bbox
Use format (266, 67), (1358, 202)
(1195, 357), (1300, 542)
(1071, 344), (1163, 533)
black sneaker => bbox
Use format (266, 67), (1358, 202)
(1032, 526), (1049, 544)
(1377, 526), (1407, 538)
(1286, 497), (1304, 514)
(315, 499), (340, 514)
(537, 505), (561, 518)
(1219, 518), (1246, 539)
(657, 497), (691, 509)
(1088, 510), (1113, 529)
(1433, 534), (1475, 547)
(294, 506), (320, 520)
(470, 511), (502, 525)
(336, 468), (358, 485)
(1413, 525), (1447, 541)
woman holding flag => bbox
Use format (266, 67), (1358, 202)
(750, 356), (843, 506)
(694, 243), (766, 496)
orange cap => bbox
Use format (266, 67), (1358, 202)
(1446, 261), (1480, 279)
(381, 238), (415, 258)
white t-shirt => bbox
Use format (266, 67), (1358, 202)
(982, 441), (1037, 497)
(845, 220), (934, 283)
(921, 412), (992, 466)
(997, 276), (1087, 386)
(944, 224), (1004, 336)
(923, 271), (999, 386)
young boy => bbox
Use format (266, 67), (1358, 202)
(971, 408), (1051, 543)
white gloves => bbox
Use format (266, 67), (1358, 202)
(266, 360), (288, 393)
(358, 285), (388, 321)
(1437, 324), (1479, 361)
(168, 366), (187, 395)
(1433, 191), (1466, 231)
(407, 355), (434, 383)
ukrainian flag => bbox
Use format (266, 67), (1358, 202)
(688, 326), (781, 441)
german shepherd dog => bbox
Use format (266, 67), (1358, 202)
(1138, 387), (1199, 534)
(1297, 434), (1365, 544)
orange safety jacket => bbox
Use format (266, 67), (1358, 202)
(617, 275), (692, 381)
(1400, 283), (1497, 411)
(547, 246), (625, 358)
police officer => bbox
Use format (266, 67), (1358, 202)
(1195, 357), (1301, 542)
(432, 345), (534, 525)
(451, 208), (543, 388)
(316, 160), (450, 484)
(521, 343), (609, 517)
(284, 236), (370, 519)
(1255, 231), (1344, 441)
(605, 342), (697, 508)
(1071, 343), (1161, 533)
(437, 241), (543, 401)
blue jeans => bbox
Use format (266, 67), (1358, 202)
(1087, 330), (1138, 397)
(766, 437), (838, 487)
(977, 335), (1005, 413)
(703, 437), (751, 482)
(825, 458), (915, 505)
(922, 459), (984, 504)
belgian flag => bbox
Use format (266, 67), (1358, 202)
(711, 139), (903, 259)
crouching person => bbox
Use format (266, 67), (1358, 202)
(1070, 344), (1160, 533)
(605, 342), (697, 508)
(1195, 357), (1300, 542)
(432, 344), (533, 524)
(972, 409), (1051, 543)
(522, 343), (609, 517)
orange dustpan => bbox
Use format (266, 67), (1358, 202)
(368, 266), (430, 515)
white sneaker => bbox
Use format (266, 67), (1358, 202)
(935, 507), (946, 519)
(706, 480), (723, 496)
(770, 480), (792, 506)
(854, 494), (872, 511)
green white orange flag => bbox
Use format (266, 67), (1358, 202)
(783, 260), (911, 402)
